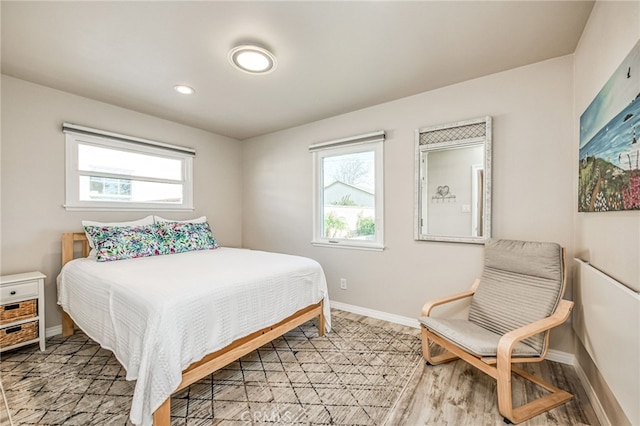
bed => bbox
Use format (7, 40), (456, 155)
(57, 232), (330, 426)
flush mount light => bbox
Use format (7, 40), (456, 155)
(174, 85), (195, 95)
(229, 44), (277, 74)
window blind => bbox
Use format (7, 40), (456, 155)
(309, 130), (385, 152)
(62, 123), (196, 156)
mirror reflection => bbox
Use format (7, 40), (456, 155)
(414, 117), (492, 244)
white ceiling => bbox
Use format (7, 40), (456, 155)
(1, 1), (594, 140)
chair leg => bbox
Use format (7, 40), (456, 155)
(421, 326), (459, 365)
(497, 364), (573, 424)
(497, 358), (515, 421)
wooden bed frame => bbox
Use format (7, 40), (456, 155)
(60, 232), (325, 426)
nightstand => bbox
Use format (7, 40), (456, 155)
(0, 272), (46, 352)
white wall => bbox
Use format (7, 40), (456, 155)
(242, 55), (575, 353)
(574, 2), (640, 292)
(0, 75), (244, 330)
(573, 2), (640, 424)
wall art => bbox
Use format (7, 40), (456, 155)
(579, 39), (640, 212)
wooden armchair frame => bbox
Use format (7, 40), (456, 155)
(420, 248), (574, 424)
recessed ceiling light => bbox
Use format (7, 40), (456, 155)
(174, 85), (195, 95)
(229, 45), (277, 74)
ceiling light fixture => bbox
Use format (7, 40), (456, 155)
(174, 85), (195, 95)
(229, 44), (277, 74)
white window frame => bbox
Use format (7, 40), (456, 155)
(63, 123), (195, 211)
(310, 131), (385, 251)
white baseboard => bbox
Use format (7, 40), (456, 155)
(546, 349), (575, 365)
(46, 325), (62, 338)
(330, 300), (575, 366)
(573, 360), (611, 426)
(330, 301), (421, 329)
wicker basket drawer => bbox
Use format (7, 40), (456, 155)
(0, 320), (38, 348)
(0, 299), (37, 325)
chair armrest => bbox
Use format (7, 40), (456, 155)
(497, 299), (574, 363)
(421, 278), (481, 317)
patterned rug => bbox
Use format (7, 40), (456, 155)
(0, 310), (422, 425)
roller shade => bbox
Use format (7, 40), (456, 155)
(62, 123), (196, 156)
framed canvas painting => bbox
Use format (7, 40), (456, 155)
(579, 39), (640, 212)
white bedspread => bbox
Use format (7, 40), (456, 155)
(57, 247), (331, 425)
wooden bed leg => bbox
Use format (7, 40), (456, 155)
(152, 398), (171, 426)
(62, 311), (75, 337)
(318, 307), (325, 337)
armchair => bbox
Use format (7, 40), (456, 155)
(420, 239), (573, 424)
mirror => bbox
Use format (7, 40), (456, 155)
(414, 116), (492, 243)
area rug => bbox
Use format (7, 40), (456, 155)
(0, 310), (423, 425)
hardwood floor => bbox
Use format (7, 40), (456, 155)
(387, 347), (600, 425)
(332, 310), (600, 425)
(0, 310), (601, 425)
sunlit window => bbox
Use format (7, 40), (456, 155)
(64, 125), (194, 211)
(310, 131), (385, 251)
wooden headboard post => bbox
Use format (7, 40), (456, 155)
(61, 232), (89, 336)
(62, 232), (89, 266)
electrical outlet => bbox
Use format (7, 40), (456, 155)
(340, 278), (347, 290)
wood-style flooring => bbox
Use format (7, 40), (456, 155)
(388, 357), (601, 425)
(333, 311), (600, 426)
(1, 310), (600, 425)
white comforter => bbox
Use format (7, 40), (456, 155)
(57, 247), (331, 425)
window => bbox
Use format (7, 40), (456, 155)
(64, 123), (195, 211)
(310, 131), (385, 251)
(88, 177), (132, 201)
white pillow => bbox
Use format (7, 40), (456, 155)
(82, 215), (155, 249)
(153, 215), (207, 223)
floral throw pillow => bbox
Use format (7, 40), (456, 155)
(84, 224), (167, 262)
(156, 222), (218, 254)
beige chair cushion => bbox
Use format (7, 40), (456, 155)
(419, 317), (541, 357)
(468, 239), (564, 355)
(482, 239), (563, 281)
